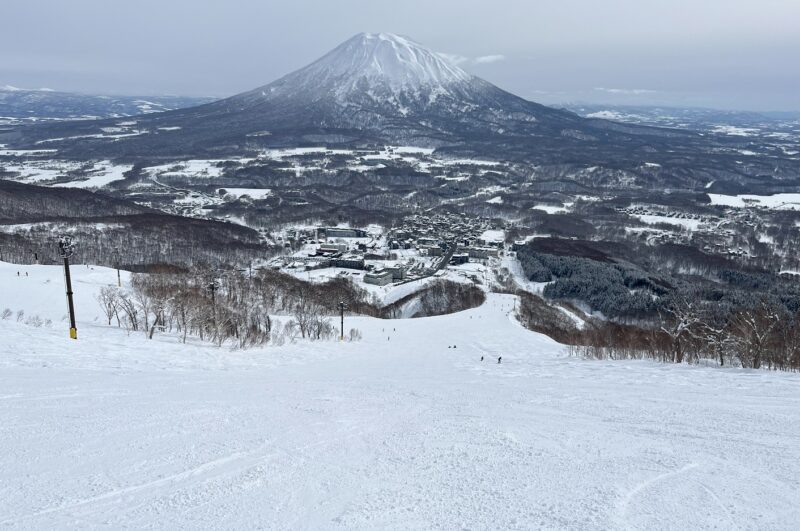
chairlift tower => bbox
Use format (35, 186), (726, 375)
(58, 236), (78, 340)
(338, 301), (348, 341)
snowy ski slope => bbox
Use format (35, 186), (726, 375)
(0, 262), (798, 529)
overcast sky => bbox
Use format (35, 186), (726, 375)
(2, 0), (799, 111)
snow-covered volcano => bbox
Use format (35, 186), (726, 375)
(265, 32), (473, 99)
(10, 31), (588, 154)
(9, 31), (730, 167)
(223, 30), (570, 139)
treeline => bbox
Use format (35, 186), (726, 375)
(513, 237), (800, 371)
(98, 269), (362, 347)
(0, 214), (274, 269)
(381, 280), (486, 319)
(0, 178), (276, 269)
(516, 239), (800, 320)
(516, 291), (800, 371)
(0, 179), (147, 222)
(517, 247), (667, 319)
(97, 268), (485, 348)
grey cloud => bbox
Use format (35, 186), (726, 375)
(594, 88), (658, 95)
(437, 53), (505, 66)
(474, 55), (505, 64)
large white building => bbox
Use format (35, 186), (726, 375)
(364, 269), (393, 286)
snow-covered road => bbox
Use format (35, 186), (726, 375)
(0, 263), (798, 529)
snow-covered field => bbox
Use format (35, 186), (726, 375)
(0, 159), (130, 189)
(1, 262), (799, 529)
(144, 159), (227, 180)
(532, 204), (569, 214)
(633, 213), (704, 231)
(708, 193), (800, 210)
(711, 125), (761, 136)
(53, 163), (132, 189)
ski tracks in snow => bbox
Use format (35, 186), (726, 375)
(614, 463), (700, 529)
(2, 288), (799, 529)
(4, 444), (278, 526)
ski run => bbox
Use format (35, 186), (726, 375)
(0, 261), (798, 529)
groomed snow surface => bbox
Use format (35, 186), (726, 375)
(1, 262), (799, 529)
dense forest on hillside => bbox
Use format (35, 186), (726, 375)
(0, 180), (275, 268)
(515, 238), (800, 371)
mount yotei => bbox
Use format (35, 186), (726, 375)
(8, 33), (568, 149)
(4, 33), (797, 192)
(8, 32), (582, 154)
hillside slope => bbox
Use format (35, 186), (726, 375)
(0, 85), (213, 124)
(0, 180), (271, 267)
(0, 262), (798, 529)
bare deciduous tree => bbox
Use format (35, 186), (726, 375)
(659, 297), (703, 364)
(96, 286), (120, 326)
(729, 300), (782, 369)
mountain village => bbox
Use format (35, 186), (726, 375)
(270, 213), (506, 289)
